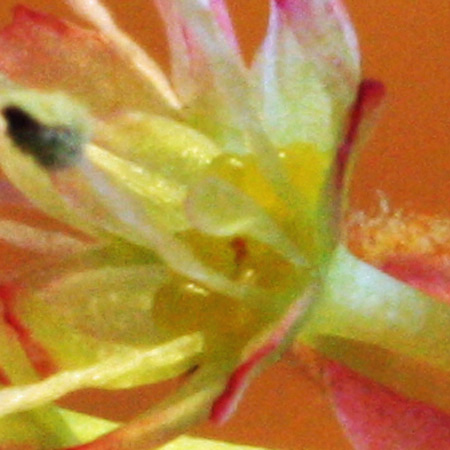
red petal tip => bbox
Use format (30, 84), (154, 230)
(210, 341), (278, 424)
(210, 294), (311, 424)
(336, 78), (386, 189)
(0, 284), (58, 377)
(210, 0), (239, 51)
(9, 4), (72, 36)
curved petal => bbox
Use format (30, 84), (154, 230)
(65, 0), (180, 110)
(0, 333), (202, 418)
(317, 337), (450, 416)
(1, 283), (59, 377)
(156, 0), (250, 155)
(0, 288), (84, 449)
(211, 290), (312, 424)
(335, 79), (386, 191)
(252, 0), (335, 151)
(0, 219), (87, 256)
(27, 264), (168, 344)
(0, 6), (169, 116)
(6, 243), (203, 386)
(382, 256), (450, 303)
(275, 0), (360, 105)
(327, 360), (450, 450)
(93, 111), (221, 232)
(332, 79), (386, 231)
(155, 0), (239, 105)
(0, 285), (38, 384)
(66, 368), (228, 450)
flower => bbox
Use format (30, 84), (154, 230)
(0, 1), (448, 449)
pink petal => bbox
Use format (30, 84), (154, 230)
(336, 79), (386, 189)
(210, 291), (312, 424)
(275, 0), (360, 97)
(154, 0), (208, 102)
(327, 360), (450, 449)
(155, 0), (239, 104)
(0, 6), (167, 115)
(275, 0), (358, 61)
(155, 0), (249, 153)
(209, 0), (239, 51)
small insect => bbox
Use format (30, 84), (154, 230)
(2, 105), (84, 170)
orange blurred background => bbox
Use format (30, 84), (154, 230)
(0, 0), (448, 449)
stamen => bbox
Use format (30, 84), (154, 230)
(54, 143), (267, 302)
(65, 0), (182, 110)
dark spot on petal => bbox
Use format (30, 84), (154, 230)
(2, 106), (84, 169)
